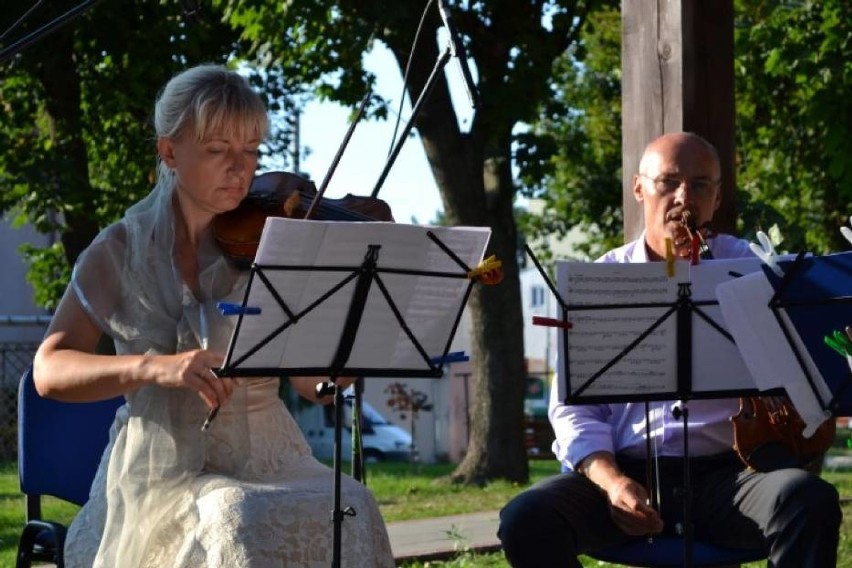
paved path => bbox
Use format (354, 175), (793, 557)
(387, 510), (502, 563)
(32, 511), (503, 568)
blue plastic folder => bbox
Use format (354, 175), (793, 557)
(764, 251), (852, 416)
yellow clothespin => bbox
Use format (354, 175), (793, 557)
(468, 255), (503, 285)
(664, 238), (675, 277)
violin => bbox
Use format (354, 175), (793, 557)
(679, 212), (836, 471)
(213, 171), (393, 267)
(731, 396), (836, 472)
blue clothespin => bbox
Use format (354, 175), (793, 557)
(217, 302), (261, 316)
(431, 351), (469, 365)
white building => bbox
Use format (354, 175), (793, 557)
(0, 216), (52, 344)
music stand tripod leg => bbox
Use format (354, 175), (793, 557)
(317, 380), (356, 568)
(672, 403), (693, 568)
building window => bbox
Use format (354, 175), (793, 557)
(530, 285), (545, 308)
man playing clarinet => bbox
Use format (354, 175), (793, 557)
(498, 132), (841, 568)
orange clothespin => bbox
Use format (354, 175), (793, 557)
(665, 238), (675, 277)
(468, 255), (504, 285)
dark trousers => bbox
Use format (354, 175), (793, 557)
(498, 453), (841, 568)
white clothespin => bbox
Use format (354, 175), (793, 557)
(749, 230), (784, 277)
(840, 215), (852, 247)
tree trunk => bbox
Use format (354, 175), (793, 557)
(388, 36), (530, 484)
(453, 199), (529, 484)
(30, 27), (99, 265)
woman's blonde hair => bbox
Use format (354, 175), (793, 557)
(154, 64), (268, 183)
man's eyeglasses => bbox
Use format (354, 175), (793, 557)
(638, 173), (720, 195)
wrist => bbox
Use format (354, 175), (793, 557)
(578, 451), (622, 492)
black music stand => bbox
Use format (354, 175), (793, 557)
(526, 246), (764, 568)
(764, 252), (852, 417)
(219, 218), (489, 568)
(717, 250), (852, 440)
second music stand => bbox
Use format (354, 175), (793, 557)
(219, 218), (491, 568)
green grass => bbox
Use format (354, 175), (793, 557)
(0, 460), (79, 567)
(367, 460), (561, 522)
(399, 467), (852, 568)
(2, 459), (849, 567)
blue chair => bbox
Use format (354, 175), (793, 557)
(589, 537), (767, 567)
(16, 368), (124, 568)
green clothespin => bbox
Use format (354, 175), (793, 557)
(833, 330), (852, 352)
(824, 334), (849, 357)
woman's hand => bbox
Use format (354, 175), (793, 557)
(148, 349), (234, 409)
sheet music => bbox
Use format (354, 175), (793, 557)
(556, 260), (688, 398)
(556, 257), (767, 401)
(226, 218), (491, 373)
(689, 257), (766, 393)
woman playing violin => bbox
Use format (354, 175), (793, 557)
(33, 64), (394, 568)
(498, 132), (841, 568)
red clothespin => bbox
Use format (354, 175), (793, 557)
(532, 316), (573, 330)
(691, 234), (700, 265)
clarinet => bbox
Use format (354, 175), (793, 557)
(681, 211), (713, 260)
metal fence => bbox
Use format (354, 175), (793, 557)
(0, 316), (50, 461)
(0, 341), (39, 460)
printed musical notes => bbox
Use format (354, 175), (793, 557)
(555, 261), (687, 399)
(555, 257), (767, 403)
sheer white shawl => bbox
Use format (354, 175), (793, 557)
(71, 178), (252, 566)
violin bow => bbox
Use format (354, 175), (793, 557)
(303, 90), (373, 220)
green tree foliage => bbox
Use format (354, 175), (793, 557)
(0, 2), (296, 308)
(735, 0), (851, 254)
(522, 1), (851, 257)
(516, 5), (623, 261)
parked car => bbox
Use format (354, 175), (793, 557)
(293, 398), (413, 463)
(524, 375), (555, 458)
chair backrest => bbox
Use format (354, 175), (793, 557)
(18, 368), (124, 507)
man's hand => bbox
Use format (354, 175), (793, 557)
(578, 451), (664, 537)
(605, 475), (664, 536)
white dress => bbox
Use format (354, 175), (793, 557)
(64, 183), (394, 567)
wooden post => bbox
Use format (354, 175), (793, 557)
(621, 0), (736, 242)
